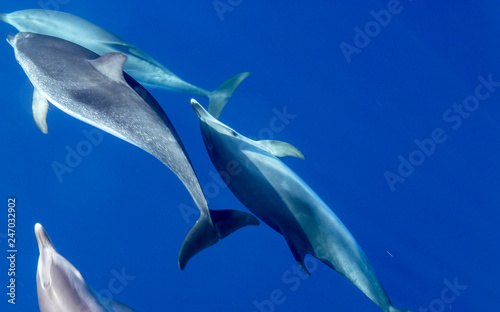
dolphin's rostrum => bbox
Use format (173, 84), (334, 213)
(35, 223), (136, 312)
(8, 32), (258, 268)
(191, 98), (412, 312)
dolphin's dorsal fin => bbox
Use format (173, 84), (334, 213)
(256, 140), (305, 159)
(32, 88), (49, 134)
(88, 52), (127, 84)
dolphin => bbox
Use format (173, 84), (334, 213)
(0, 9), (249, 117)
(190, 99), (412, 312)
(35, 223), (135, 312)
(8, 32), (258, 268)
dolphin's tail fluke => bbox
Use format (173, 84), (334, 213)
(209, 209), (260, 239)
(208, 72), (251, 119)
(178, 209), (259, 270)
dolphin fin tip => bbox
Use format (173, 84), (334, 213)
(299, 259), (311, 275)
(208, 72), (251, 119)
(88, 52), (128, 84)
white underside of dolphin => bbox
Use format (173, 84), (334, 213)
(0, 9), (249, 117)
(191, 99), (412, 312)
(35, 223), (136, 312)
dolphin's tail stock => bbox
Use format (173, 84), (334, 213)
(307, 215), (412, 312)
(178, 209), (259, 270)
(0, 13), (7, 22)
(208, 72), (251, 119)
(315, 250), (412, 312)
(318, 255), (413, 312)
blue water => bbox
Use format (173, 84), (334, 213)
(1, 0), (499, 311)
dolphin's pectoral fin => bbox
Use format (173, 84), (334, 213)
(178, 210), (259, 270)
(281, 227), (311, 274)
(256, 140), (305, 159)
(88, 52), (128, 84)
(98, 41), (131, 51)
(32, 88), (49, 134)
(101, 42), (155, 63)
(209, 209), (260, 239)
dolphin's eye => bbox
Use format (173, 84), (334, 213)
(230, 130), (237, 137)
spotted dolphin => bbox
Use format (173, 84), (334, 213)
(190, 99), (411, 312)
(7, 32), (258, 267)
(0, 9), (249, 117)
(35, 223), (136, 312)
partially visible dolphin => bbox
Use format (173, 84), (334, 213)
(35, 223), (135, 312)
(8, 32), (258, 268)
(191, 99), (412, 312)
(0, 9), (249, 117)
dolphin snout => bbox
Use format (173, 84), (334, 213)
(191, 99), (205, 119)
(6, 35), (15, 47)
(35, 223), (55, 252)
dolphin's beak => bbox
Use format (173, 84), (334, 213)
(6, 35), (15, 47)
(35, 223), (55, 253)
(191, 99), (208, 120)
